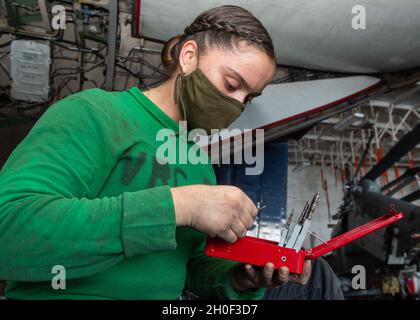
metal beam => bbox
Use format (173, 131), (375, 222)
(400, 189), (420, 202)
(363, 122), (420, 181)
(104, 1), (118, 91)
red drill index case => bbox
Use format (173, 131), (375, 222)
(205, 209), (404, 274)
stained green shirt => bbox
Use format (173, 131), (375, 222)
(0, 87), (265, 300)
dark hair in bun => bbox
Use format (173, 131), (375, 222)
(160, 5), (276, 78)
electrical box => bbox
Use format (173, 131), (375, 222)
(10, 40), (51, 103)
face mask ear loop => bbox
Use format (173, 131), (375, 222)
(176, 49), (200, 136)
(195, 47), (200, 74)
(174, 72), (188, 136)
(174, 74), (187, 120)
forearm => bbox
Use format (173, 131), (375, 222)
(0, 185), (177, 282)
(0, 92), (181, 281)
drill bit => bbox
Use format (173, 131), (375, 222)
(279, 209), (294, 246)
(298, 201), (310, 224)
(285, 201), (310, 248)
(257, 205), (267, 212)
(308, 231), (330, 245)
(292, 192), (321, 250)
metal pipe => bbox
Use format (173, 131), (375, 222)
(104, 0), (118, 91)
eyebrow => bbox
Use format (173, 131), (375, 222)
(226, 66), (252, 91)
(225, 66), (263, 97)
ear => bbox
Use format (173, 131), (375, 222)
(178, 40), (199, 75)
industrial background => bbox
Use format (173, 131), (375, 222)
(0, 0), (419, 299)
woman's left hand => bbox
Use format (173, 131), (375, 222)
(231, 260), (312, 292)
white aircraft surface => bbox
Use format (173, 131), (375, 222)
(131, 0), (419, 143)
(133, 0), (420, 73)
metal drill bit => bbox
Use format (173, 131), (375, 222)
(257, 205), (267, 212)
(282, 209), (296, 246)
(279, 209), (294, 245)
(285, 201), (310, 248)
(298, 201), (310, 224)
(305, 192), (321, 220)
(308, 231), (330, 245)
(285, 209), (294, 231)
(292, 192), (321, 250)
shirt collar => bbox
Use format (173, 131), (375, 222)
(128, 86), (182, 136)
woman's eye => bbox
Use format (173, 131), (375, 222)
(225, 80), (237, 92)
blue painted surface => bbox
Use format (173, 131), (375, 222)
(214, 143), (288, 238)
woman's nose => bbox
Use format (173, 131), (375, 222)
(230, 91), (248, 104)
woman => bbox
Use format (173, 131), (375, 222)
(0, 5), (312, 299)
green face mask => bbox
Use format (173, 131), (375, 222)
(174, 67), (245, 134)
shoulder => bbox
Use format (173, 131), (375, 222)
(42, 88), (128, 121)
(30, 89), (130, 136)
(59, 88), (122, 112)
(72, 88), (122, 107)
(32, 88), (145, 145)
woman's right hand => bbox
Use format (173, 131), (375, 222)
(170, 185), (258, 243)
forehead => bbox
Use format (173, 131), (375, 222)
(202, 42), (276, 90)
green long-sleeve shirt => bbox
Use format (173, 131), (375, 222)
(0, 87), (265, 300)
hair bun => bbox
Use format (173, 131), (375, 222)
(160, 5), (275, 78)
(161, 35), (182, 77)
